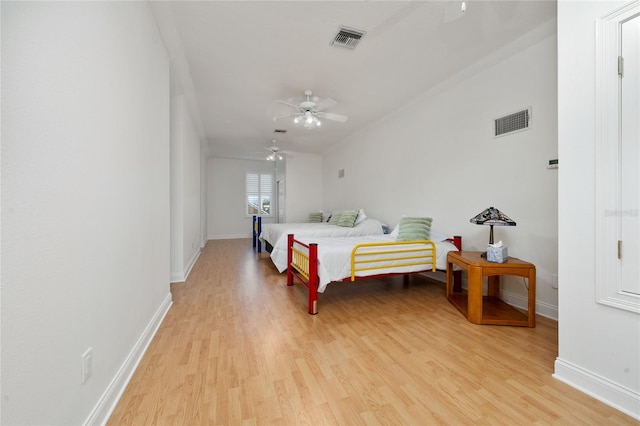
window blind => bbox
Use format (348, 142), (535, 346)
(246, 173), (273, 216)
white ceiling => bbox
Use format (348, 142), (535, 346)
(150, 1), (556, 160)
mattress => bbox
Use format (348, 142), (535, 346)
(261, 217), (385, 272)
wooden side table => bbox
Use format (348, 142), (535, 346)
(446, 251), (536, 327)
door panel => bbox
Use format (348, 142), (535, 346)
(620, 14), (640, 295)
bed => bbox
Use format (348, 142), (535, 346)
(252, 214), (386, 271)
(286, 233), (462, 314)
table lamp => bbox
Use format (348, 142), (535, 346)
(470, 207), (516, 255)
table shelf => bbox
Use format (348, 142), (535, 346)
(446, 251), (536, 327)
(447, 293), (531, 327)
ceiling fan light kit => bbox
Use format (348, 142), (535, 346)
(266, 153), (283, 161)
(273, 89), (348, 130)
(265, 140), (287, 161)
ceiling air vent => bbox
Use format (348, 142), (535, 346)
(273, 129), (287, 134)
(331, 26), (366, 50)
(494, 107), (532, 137)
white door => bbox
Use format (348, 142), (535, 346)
(620, 13), (640, 295)
(277, 178), (286, 223)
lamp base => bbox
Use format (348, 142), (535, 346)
(481, 225), (494, 258)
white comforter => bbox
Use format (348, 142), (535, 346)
(288, 234), (459, 292)
(261, 218), (385, 272)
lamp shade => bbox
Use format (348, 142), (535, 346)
(470, 207), (516, 248)
(470, 207), (516, 227)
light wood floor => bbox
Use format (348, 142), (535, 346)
(108, 239), (637, 425)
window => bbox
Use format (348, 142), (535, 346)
(246, 172), (273, 216)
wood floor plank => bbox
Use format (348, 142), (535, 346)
(107, 239), (638, 425)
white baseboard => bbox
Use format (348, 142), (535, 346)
(83, 293), (173, 426)
(170, 271), (185, 283)
(207, 234), (251, 240)
(183, 248), (200, 280)
(170, 248), (202, 283)
(553, 358), (640, 420)
(500, 288), (558, 321)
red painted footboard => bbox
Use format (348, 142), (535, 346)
(286, 234), (319, 314)
(287, 233), (463, 315)
(448, 235), (462, 292)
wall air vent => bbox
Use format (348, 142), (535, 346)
(494, 107), (532, 137)
(331, 26), (366, 50)
(273, 129), (287, 134)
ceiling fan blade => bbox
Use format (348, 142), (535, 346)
(317, 111), (348, 122)
(275, 100), (301, 110)
(272, 113), (296, 121)
(314, 97), (337, 111)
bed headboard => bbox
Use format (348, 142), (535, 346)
(450, 236), (462, 250)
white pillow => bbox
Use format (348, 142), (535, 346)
(429, 230), (448, 242)
(354, 209), (367, 226)
(390, 224), (400, 237)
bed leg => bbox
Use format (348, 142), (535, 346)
(308, 243), (318, 315)
(252, 215), (257, 248)
(452, 235), (463, 291)
(452, 235), (462, 250)
(287, 234), (294, 286)
(403, 274), (410, 287)
(257, 216), (262, 253)
(453, 270), (462, 293)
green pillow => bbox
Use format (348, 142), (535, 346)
(328, 212), (343, 225)
(337, 210), (358, 228)
(396, 217), (432, 241)
(308, 212), (323, 223)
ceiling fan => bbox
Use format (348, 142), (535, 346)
(264, 140), (290, 161)
(272, 89), (348, 129)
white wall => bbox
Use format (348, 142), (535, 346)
(207, 158), (277, 238)
(206, 154), (323, 237)
(556, 0), (640, 419)
(323, 21), (559, 319)
(285, 152), (323, 223)
(170, 95), (202, 282)
(1, 2), (171, 425)
(201, 146), (209, 247)
(170, 97), (185, 278)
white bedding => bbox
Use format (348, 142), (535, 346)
(262, 217), (385, 272)
(288, 234), (459, 292)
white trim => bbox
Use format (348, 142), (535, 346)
(170, 271), (185, 283)
(208, 234), (251, 240)
(499, 288), (558, 321)
(594, 0), (640, 313)
(553, 358), (640, 420)
(83, 293), (173, 426)
(170, 248), (202, 283)
(184, 247), (201, 280)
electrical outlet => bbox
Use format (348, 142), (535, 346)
(551, 274), (558, 289)
(81, 348), (93, 384)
